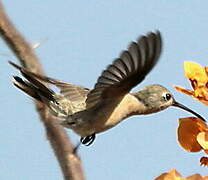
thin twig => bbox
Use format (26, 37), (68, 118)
(0, 2), (85, 180)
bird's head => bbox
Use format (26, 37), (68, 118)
(133, 84), (206, 122)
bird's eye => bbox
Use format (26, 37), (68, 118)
(163, 93), (172, 101)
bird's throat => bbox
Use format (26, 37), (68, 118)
(102, 94), (147, 128)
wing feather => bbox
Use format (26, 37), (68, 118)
(9, 61), (89, 103)
(86, 31), (162, 108)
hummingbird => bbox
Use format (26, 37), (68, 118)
(9, 31), (206, 146)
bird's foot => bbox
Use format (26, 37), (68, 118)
(80, 134), (96, 146)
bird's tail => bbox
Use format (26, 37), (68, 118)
(9, 61), (57, 105)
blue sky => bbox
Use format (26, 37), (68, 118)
(1, 1), (208, 180)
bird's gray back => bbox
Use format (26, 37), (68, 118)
(49, 83), (90, 117)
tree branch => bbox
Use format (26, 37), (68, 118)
(0, 2), (85, 180)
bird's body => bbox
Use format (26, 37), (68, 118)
(68, 93), (146, 137)
(56, 84), (172, 137)
(37, 82), (148, 137)
(10, 31), (206, 145)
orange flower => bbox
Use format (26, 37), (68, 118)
(173, 61), (208, 105)
(154, 169), (183, 180)
(154, 169), (208, 180)
(177, 117), (208, 166)
(156, 61), (208, 179)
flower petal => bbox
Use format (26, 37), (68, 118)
(173, 86), (194, 96)
(177, 117), (207, 152)
(154, 169), (182, 180)
(186, 174), (204, 180)
(174, 61), (208, 105)
(197, 132), (208, 151)
(184, 61), (208, 84)
(155, 169), (208, 179)
(200, 157), (208, 167)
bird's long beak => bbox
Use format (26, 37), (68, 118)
(172, 101), (206, 122)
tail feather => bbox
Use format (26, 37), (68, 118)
(13, 76), (42, 101)
(9, 61), (22, 71)
(20, 71), (55, 102)
(9, 60), (60, 85)
(9, 61), (90, 104)
(11, 65), (56, 104)
(10, 61), (75, 117)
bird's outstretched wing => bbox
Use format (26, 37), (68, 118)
(86, 31), (162, 109)
(9, 61), (89, 103)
